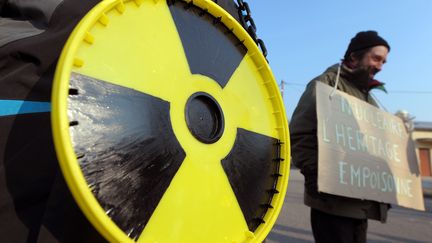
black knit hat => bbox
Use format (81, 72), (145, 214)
(344, 31), (390, 60)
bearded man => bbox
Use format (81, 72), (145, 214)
(290, 31), (390, 243)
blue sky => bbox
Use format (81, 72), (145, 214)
(249, 1), (432, 122)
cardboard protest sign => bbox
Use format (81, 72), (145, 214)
(316, 82), (425, 211)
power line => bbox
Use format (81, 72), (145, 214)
(284, 83), (305, 87)
(283, 82), (432, 94)
(387, 91), (432, 94)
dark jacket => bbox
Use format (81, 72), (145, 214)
(290, 63), (389, 222)
(0, 1), (108, 242)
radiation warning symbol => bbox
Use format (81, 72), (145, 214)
(51, 0), (290, 242)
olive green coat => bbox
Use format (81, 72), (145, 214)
(290, 63), (389, 222)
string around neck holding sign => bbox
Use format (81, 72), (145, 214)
(329, 60), (343, 99)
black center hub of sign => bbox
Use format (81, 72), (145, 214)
(185, 92), (225, 144)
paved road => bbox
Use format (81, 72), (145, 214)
(267, 169), (432, 243)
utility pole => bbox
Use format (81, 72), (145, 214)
(280, 80), (286, 100)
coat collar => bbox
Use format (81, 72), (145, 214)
(326, 63), (387, 93)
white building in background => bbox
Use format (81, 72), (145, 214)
(394, 110), (432, 197)
(395, 110), (432, 178)
(412, 121), (432, 177)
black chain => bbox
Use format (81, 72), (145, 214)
(236, 0), (268, 57)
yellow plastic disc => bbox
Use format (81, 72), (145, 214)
(51, 0), (290, 242)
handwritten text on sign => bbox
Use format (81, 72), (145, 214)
(316, 82), (424, 211)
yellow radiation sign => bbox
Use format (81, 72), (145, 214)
(52, 0), (290, 242)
